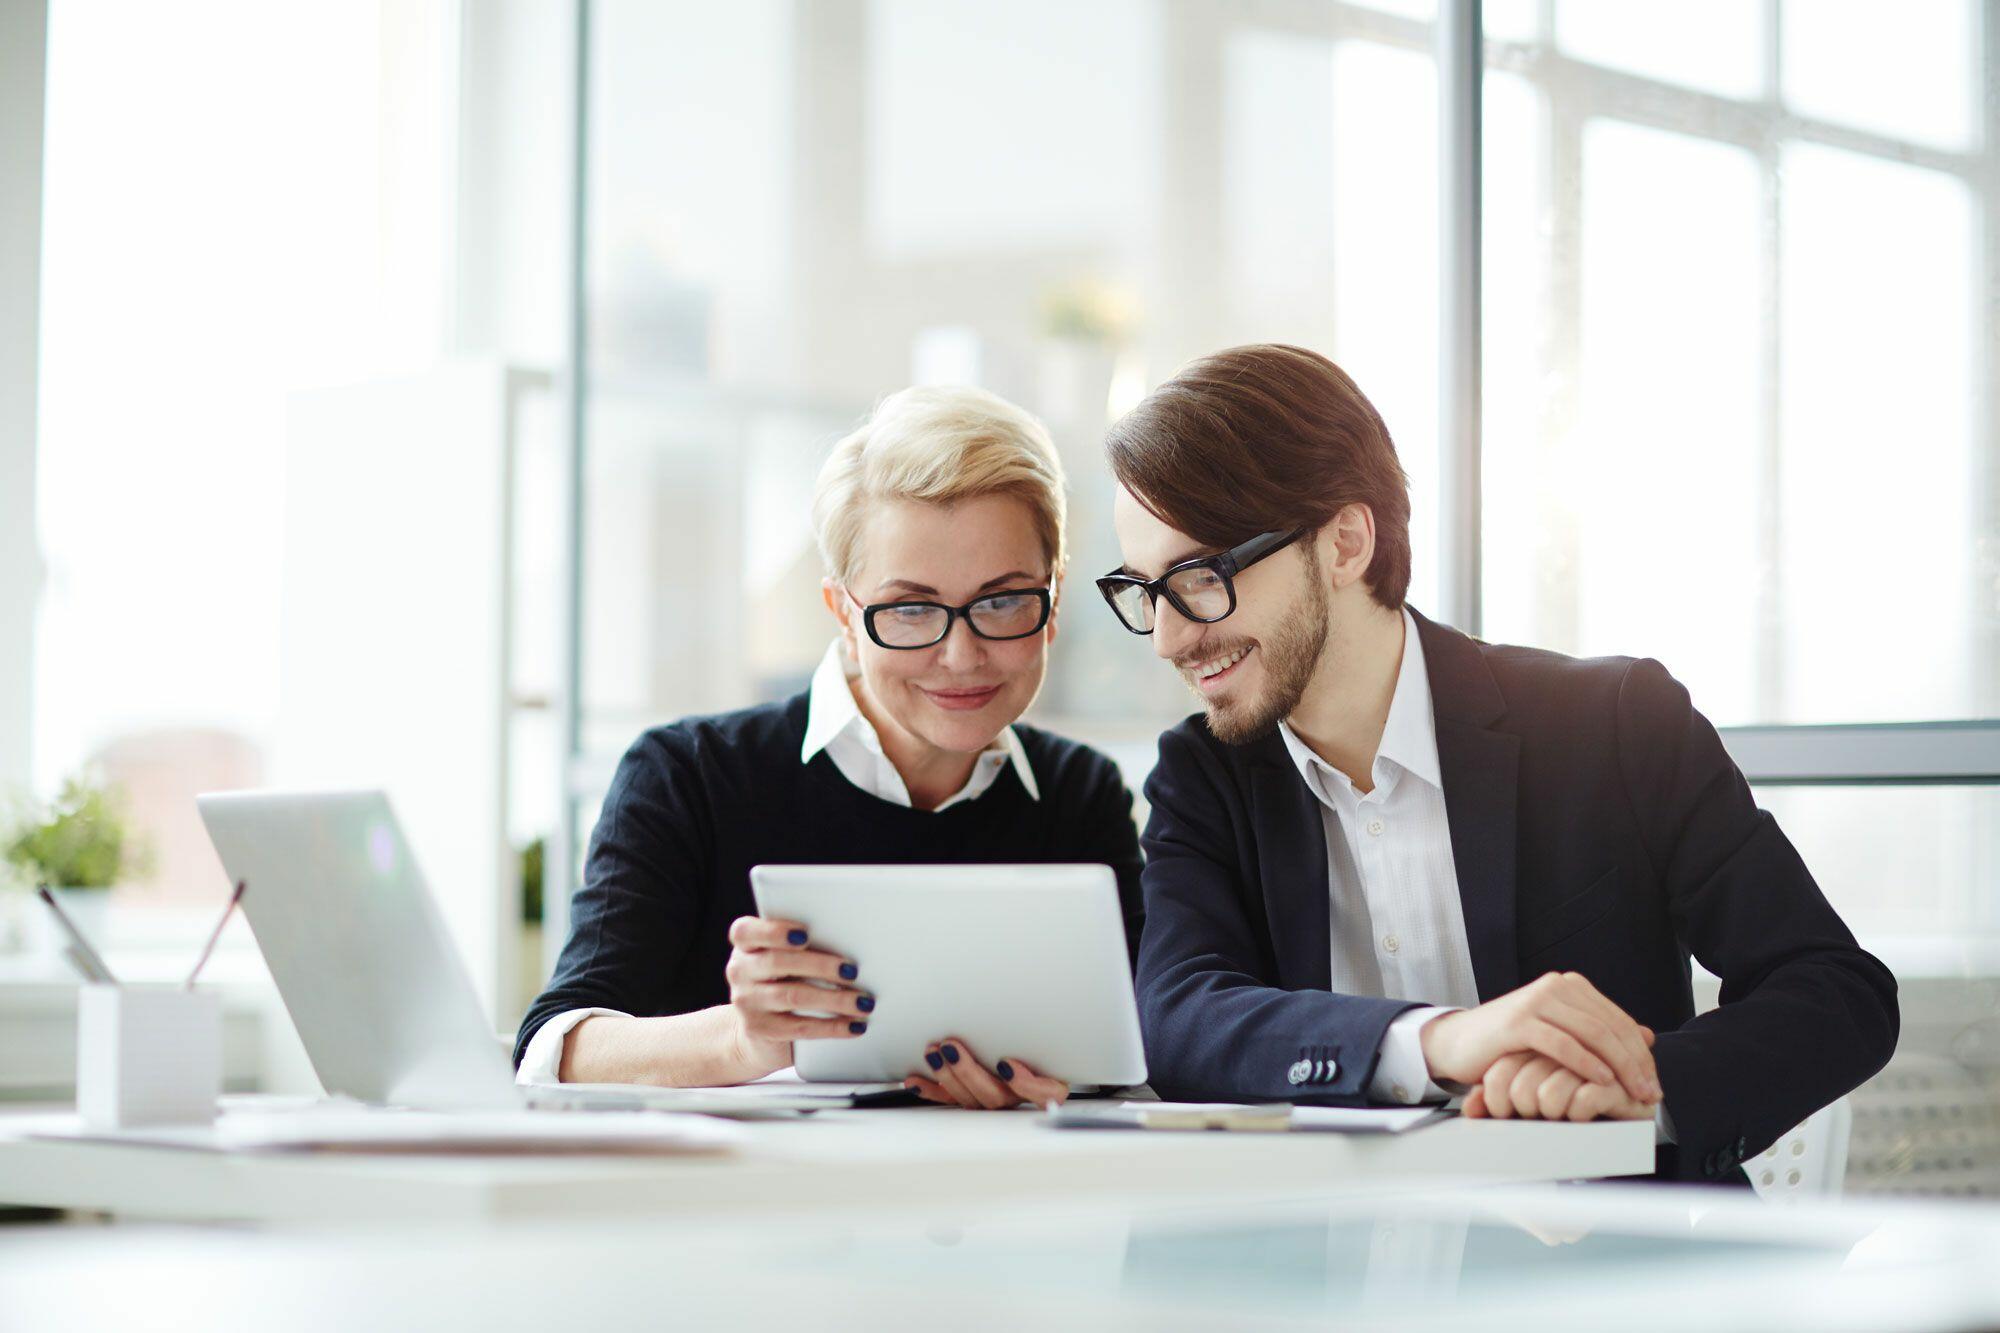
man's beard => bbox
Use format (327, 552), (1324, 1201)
(1196, 548), (1329, 745)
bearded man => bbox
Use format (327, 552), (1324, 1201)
(1095, 344), (1897, 1185)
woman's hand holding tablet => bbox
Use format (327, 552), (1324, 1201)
(725, 918), (1069, 1108)
(723, 915), (877, 1079)
(904, 1036), (1070, 1109)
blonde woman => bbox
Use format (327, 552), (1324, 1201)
(514, 386), (1143, 1107)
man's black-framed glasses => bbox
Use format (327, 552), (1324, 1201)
(846, 587), (1053, 650)
(1095, 529), (1305, 635)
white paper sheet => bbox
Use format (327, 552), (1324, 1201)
(29, 1107), (745, 1155)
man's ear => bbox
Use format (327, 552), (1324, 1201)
(1324, 504), (1378, 591)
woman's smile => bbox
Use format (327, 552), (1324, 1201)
(917, 683), (1003, 711)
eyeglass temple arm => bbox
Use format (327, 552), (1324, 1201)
(1216, 528), (1299, 577)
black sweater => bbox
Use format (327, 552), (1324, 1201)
(514, 692), (1146, 1066)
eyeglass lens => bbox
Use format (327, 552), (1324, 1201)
(1108, 564), (1233, 632)
(871, 591), (1046, 647)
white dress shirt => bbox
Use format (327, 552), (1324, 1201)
(1278, 607), (1477, 1106)
(515, 639), (1039, 1084)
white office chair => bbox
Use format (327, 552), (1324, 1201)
(1750, 1096), (1851, 1201)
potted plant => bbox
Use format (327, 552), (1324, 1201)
(3, 775), (146, 956)
(517, 835), (547, 1013)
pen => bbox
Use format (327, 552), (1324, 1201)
(59, 944), (102, 985)
(35, 884), (118, 985)
(185, 879), (245, 989)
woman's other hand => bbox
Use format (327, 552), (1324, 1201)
(904, 1036), (1068, 1109)
(722, 915), (874, 1079)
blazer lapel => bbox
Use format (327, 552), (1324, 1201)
(1412, 609), (1522, 1001)
(1251, 754), (1332, 992)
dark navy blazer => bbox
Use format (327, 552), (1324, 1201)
(1135, 608), (1899, 1183)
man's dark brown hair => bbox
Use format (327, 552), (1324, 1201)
(1105, 343), (1412, 610)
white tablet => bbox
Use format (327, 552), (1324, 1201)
(748, 863), (1147, 1087)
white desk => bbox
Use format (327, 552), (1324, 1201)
(2, 1181), (1995, 1331)
(0, 1104), (1655, 1225)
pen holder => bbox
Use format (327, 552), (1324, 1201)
(76, 984), (221, 1129)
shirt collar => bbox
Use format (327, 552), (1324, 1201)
(1278, 606), (1442, 795)
(799, 639), (1040, 801)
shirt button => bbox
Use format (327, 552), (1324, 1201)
(1382, 934), (1400, 954)
(1366, 818), (1385, 836)
(1390, 1083), (1410, 1102)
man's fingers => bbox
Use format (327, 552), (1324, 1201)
(1567, 1082), (1655, 1122)
(1519, 1018), (1616, 1087)
(1462, 1086), (1489, 1117)
(1507, 1056), (1561, 1120)
(997, 1057), (1068, 1107)
(1481, 1052), (1534, 1119)
(1537, 996), (1657, 1102)
(1535, 1067), (1584, 1121)
(1548, 975), (1660, 1101)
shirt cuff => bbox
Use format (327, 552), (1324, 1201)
(1368, 1006), (1461, 1104)
(515, 1006), (630, 1085)
(1656, 1100), (1677, 1145)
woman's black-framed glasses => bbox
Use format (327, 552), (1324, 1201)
(845, 587), (1054, 650)
(1095, 529), (1305, 635)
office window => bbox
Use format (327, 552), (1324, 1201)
(565, 1), (1999, 980)
(1555, 0), (1764, 100)
(1756, 786), (2000, 939)
(1481, 2), (1996, 729)
(30, 0), (457, 910)
(1782, 0), (1978, 152)
(1479, 2), (1998, 962)
(575, 0), (1446, 784)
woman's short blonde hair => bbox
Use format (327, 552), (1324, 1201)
(812, 385), (1068, 586)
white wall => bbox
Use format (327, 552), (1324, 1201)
(0, 0), (47, 789)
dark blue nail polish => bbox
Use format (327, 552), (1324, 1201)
(942, 1044), (960, 1065)
(996, 1060), (1014, 1081)
(925, 1051), (943, 1070)
(849, 1021), (868, 1034)
(787, 929), (808, 946)
(856, 995), (875, 1013)
(838, 962), (858, 981)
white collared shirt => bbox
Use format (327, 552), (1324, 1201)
(1278, 607), (1478, 1105)
(516, 639), (1038, 1084)
(798, 639), (1040, 808)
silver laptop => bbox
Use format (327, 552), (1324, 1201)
(195, 789), (875, 1113)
